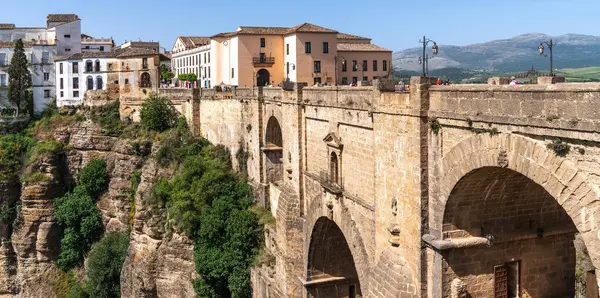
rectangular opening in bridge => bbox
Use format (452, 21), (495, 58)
(494, 261), (520, 298)
(349, 284), (356, 298)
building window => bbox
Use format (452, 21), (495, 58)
(204, 53), (206, 64)
(42, 52), (50, 64)
(72, 77), (79, 89)
(232, 68), (235, 79)
(341, 77), (348, 85)
(208, 52), (210, 63)
(286, 62), (290, 75)
(373, 60), (378, 71)
(142, 58), (148, 69)
(208, 66), (211, 78)
(60, 91), (64, 98)
(330, 152), (339, 185)
(95, 60), (100, 72)
(97, 76), (103, 90)
(362, 60), (368, 71)
(73, 62), (78, 73)
(86, 60), (93, 72)
(64, 34), (71, 38)
(362, 76), (368, 81)
(305, 42), (311, 53)
(43, 72), (49, 81)
(286, 44), (289, 55)
(44, 90), (50, 98)
(140, 72), (151, 88)
(342, 60), (347, 72)
(107, 63), (112, 70)
(99, 46), (104, 51)
(0, 53), (5, 65)
(87, 76), (94, 90)
(59, 63), (63, 74)
(352, 77), (358, 83)
(30, 54), (35, 64)
(125, 79), (129, 85)
(352, 60), (358, 71)
(73, 91), (79, 98)
(260, 38), (266, 48)
(65, 48), (71, 52)
(323, 42), (329, 53)
(0, 74), (7, 86)
(313, 61), (321, 73)
(383, 60), (388, 71)
(60, 78), (64, 89)
(313, 77), (322, 85)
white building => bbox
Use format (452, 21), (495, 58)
(0, 14), (81, 114)
(81, 34), (113, 53)
(55, 52), (111, 106)
(171, 36), (211, 87)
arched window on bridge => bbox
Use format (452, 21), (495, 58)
(264, 116), (283, 184)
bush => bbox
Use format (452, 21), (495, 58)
(0, 134), (35, 182)
(54, 187), (104, 270)
(140, 94), (178, 132)
(86, 232), (129, 298)
(27, 139), (64, 165)
(90, 101), (124, 136)
(77, 159), (109, 200)
(54, 160), (108, 271)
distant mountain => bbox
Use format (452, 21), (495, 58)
(393, 33), (600, 73)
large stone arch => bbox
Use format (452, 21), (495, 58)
(432, 133), (600, 283)
(304, 195), (371, 297)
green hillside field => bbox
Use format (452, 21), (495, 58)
(555, 67), (600, 82)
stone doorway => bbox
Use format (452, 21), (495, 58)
(305, 217), (361, 298)
(264, 116), (283, 184)
(441, 167), (585, 298)
(257, 69), (270, 87)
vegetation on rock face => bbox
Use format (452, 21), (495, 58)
(85, 232), (130, 298)
(54, 159), (108, 271)
(90, 100), (124, 136)
(0, 134), (35, 182)
(7, 39), (32, 118)
(128, 171), (142, 229)
(140, 94), (178, 132)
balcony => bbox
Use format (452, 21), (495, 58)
(252, 56), (275, 66)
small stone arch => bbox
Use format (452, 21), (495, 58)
(264, 116), (283, 184)
(433, 133), (600, 277)
(304, 196), (371, 296)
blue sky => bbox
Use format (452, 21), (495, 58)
(1, 0), (598, 52)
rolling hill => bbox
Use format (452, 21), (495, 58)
(393, 33), (600, 73)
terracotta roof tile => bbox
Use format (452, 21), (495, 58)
(337, 42), (391, 52)
(287, 23), (338, 34)
(46, 14), (80, 24)
(211, 31), (236, 38)
(55, 47), (157, 61)
(179, 36), (211, 48)
(337, 32), (371, 41)
(237, 26), (290, 35)
(0, 41), (35, 48)
(0, 24), (15, 29)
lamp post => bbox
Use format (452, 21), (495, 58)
(418, 54), (434, 77)
(419, 35), (439, 77)
(538, 39), (554, 76)
(286, 62), (296, 80)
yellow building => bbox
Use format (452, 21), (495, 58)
(171, 23), (392, 87)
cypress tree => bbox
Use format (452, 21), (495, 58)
(7, 39), (32, 117)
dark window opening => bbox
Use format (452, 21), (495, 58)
(383, 60), (388, 71)
(260, 38), (266, 48)
(323, 42), (329, 53)
(362, 60), (368, 71)
(342, 60), (347, 72)
(305, 42), (311, 53)
(373, 60), (378, 71)
(314, 61), (321, 73)
(352, 60), (358, 71)
(286, 44), (289, 55)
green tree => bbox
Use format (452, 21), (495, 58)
(140, 93), (178, 132)
(160, 64), (175, 81)
(86, 232), (129, 298)
(177, 73), (197, 82)
(7, 39), (32, 118)
(77, 159), (109, 199)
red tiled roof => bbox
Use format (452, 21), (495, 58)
(47, 14), (80, 23)
(55, 47), (157, 61)
(337, 32), (371, 41)
(337, 42), (391, 52)
(0, 41), (35, 48)
(179, 36), (211, 48)
(287, 23), (337, 34)
(237, 26), (290, 35)
(211, 32), (236, 38)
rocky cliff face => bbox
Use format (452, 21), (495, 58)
(1, 119), (197, 297)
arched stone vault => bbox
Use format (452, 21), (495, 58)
(304, 195), (372, 296)
(432, 133), (600, 269)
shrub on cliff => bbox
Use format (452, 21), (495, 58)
(140, 94), (178, 132)
(54, 159), (108, 271)
(0, 134), (34, 182)
(90, 100), (124, 136)
(77, 159), (109, 200)
(86, 232), (129, 298)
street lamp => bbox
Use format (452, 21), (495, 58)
(538, 39), (555, 76)
(334, 56), (346, 86)
(419, 35), (439, 77)
(418, 54), (434, 77)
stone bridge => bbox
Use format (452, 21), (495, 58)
(158, 77), (600, 298)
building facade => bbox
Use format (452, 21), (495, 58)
(170, 23), (392, 88)
(55, 47), (165, 110)
(0, 14), (81, 114)
(81, 34), (113, 53)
